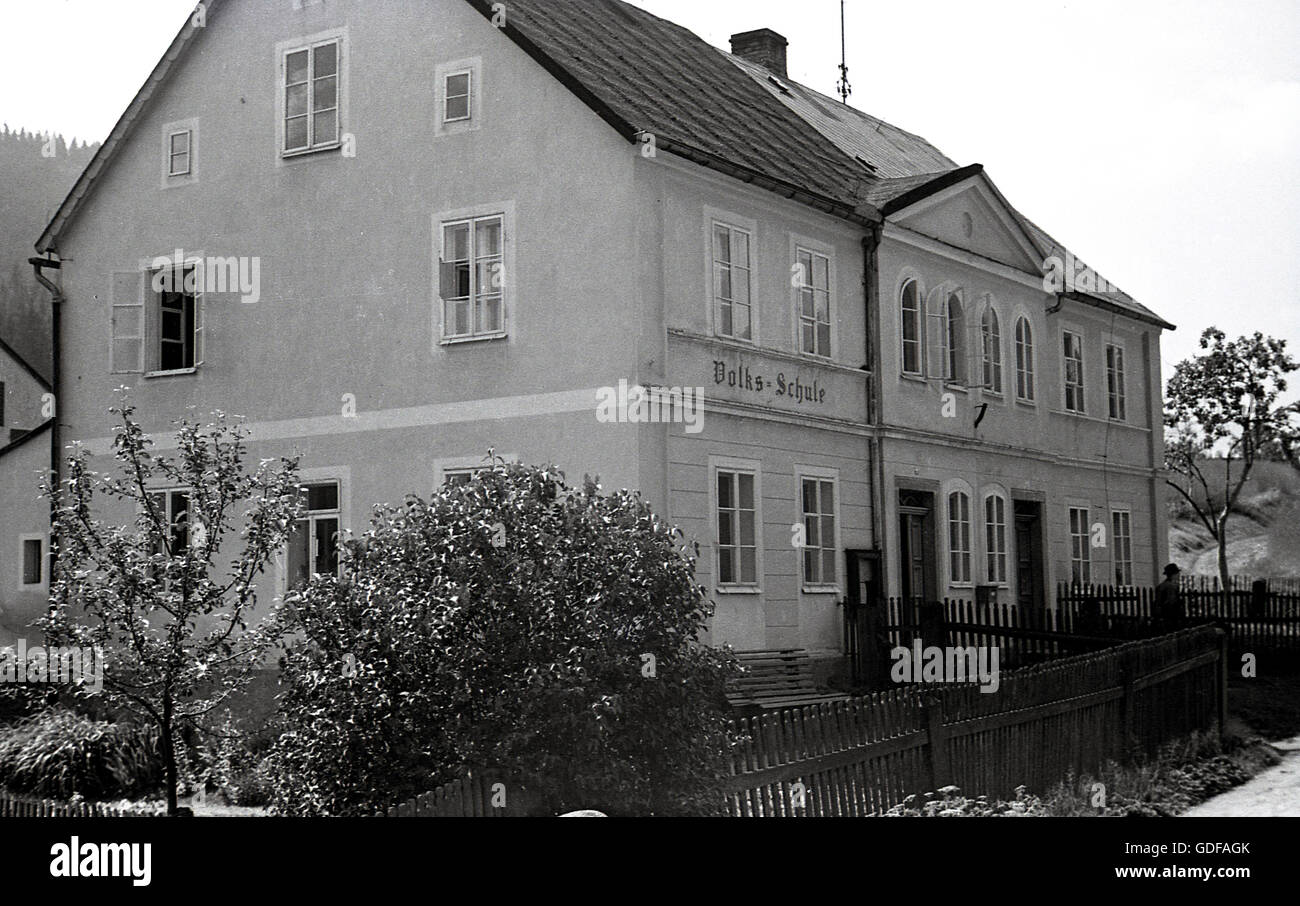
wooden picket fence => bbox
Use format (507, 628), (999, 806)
(380, 768), (543, 817)
(1058, 576), (1300, 659)
(0, 792), (138, 817)
(719, 625), (1226, 817)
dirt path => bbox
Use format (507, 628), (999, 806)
(1182, 736), (1300, 817)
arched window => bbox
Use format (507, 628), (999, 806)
(900, 280), (922, 375)
(945, 293), (966, 383)
(947, 490), (972, 585)
(981, 306), (1002, 393)
(1015, 316), (1035, 401)
(984, 494), (1007, 584)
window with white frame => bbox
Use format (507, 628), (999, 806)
(19, 535), (45, 589)
(282, 38), (340, 154)
(147, 490), (192, 559)
(168, 130), (191, 176)
(800, 474), (837, 588)
(901, 279), (923, 375)
(1015, 316), (1035, 402)
(713, 223), (752, 341)
(442, 468), (477, 487)
(440, 214), (505, 341)
(715, 467), (758, 588)
(1112, 510), (1133, 585)
(1106, 342), (1127, 421)
(945, 293), (966, 384)
(286, 482), (341, 589)
(444, 70), (472, 122)
(947, 490), (972, 585)
(981, 305), (1003, 393)
(984, 494), (1007, 585)
(1069, 506), (1091, 584)
(796, 248), (831, 357)
(147, 263), (203, 374)
(1063, 330), (1086, 413)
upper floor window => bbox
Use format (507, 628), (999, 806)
(19, 534), (46, 590)
(439, 214), (505, 341)
(444, 71), (473, 122)
(1015, 316), (1035, 402)
(715, 467), (758, 588)
(283, 38), (340, 154)
(800, 474), (838, 588)
(168, 131), (191, 176)
(900, 279), (922, 376)
(713, 223), (752, 341)
(1106, 343), (1127, 421)
(1063, 330), (1086, 413)
(111, 263), (204, 377)
(945, 293), (966, 384)
(947, 490), (972, 585)
(796, 248), (831, 357)
(981, 305), (1002, 394)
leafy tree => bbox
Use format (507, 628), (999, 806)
(1164, 328), (1300, 586)
(268, 459), (739, 817)
(41, 398), (304, 814)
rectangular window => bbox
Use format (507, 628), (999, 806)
(20, 536), (44, 588)
(800, 476), (837, 587)
(1112, 510), (1133, 586)
(286, 482), (341, 589)
(1106, 343), (1127, 421)
(440, 214), (505, 341)
(948, 491), (972, 585)
(1069, 506), (1091, 584)
(712, 223), (752, 341)
(149, 265), (200, 373)
(796, 248), (831, 357)
(716, 469), (758, 588)
(283, 39), (340, 153)
(444, 71), (472, 122)
(147, 490), (192, 559)
(985, 495), (1007, 584)
(1063, 331), (1086, 413)
(442, 468), (476, 487)
(168, 130), (191, 176)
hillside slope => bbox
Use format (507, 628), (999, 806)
(1169, 460), (1300, 578)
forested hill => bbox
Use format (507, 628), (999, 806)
(0, 126), (100, 378)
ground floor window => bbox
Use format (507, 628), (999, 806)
(947, 490), (972, 585)
(1069, 506), (1091, 584)
(715, 468), (758, 588)
(800, 475), (837, 588)
(1111, 510), (1133, 585)
(286, 481), (341, 589)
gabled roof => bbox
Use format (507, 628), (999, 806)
(37, 0), (1171, 330)
(0, 333), (53, 392)
(0, 419), (52, 461)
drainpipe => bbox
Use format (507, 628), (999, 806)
(28, 255), (63, 575)
(862, 226), (888, 599)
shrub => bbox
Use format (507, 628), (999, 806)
(0, 709), (162, 800)
(268, 460), (739, 816)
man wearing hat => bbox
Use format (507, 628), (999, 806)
(1155, 563), (1184, 631)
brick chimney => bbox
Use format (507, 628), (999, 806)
(730, 28), (788, 78)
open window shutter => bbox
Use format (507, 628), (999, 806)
(192, 261), (205, 367)
(925, 294), (945, 381)
(110, 271), (144, 374)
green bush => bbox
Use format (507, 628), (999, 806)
(0, 709), (162, 800)
(267, 460), (739, 816)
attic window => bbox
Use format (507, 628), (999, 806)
(767, 75), (790, 95)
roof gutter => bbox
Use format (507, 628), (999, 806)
(1058, 290), (1177, 332)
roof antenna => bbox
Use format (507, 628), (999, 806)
(837, 0), (852, 105)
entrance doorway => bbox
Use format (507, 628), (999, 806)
(897, 490), (937, 604)
(1013, 500), (1045, 609)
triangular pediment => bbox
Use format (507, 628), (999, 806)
(891, 178), (1045, 274)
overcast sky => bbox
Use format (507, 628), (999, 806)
(1, 0), (1296, 381)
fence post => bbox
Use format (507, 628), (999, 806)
(923, 690), (950, 792)
(1217, 627), (1229, 743)
(1118, 649), (1136, 761)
